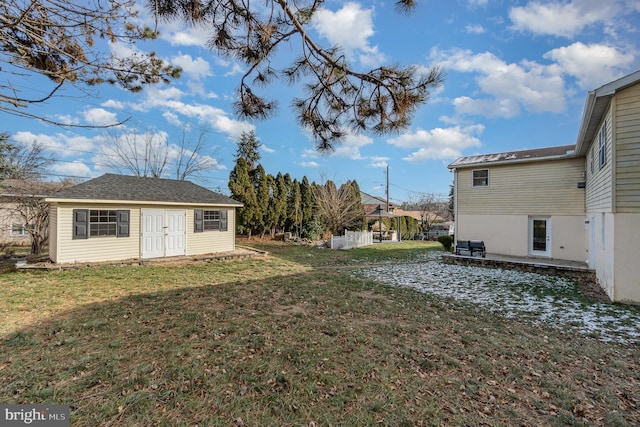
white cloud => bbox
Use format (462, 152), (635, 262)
(101, 100), (125, 109)
(301, 149), (319, 159)
(465, 24), (485, 34)
(312, 2), (386, 65)
(261, 144), (276, 154)
(429, 48), (567, 117)
(299, 161), (320, 168)
(387, 125), (484, 163)
(171, 54), (212, 80)
(368, 156), (389, 168)
(131, 91), (253, 139)
(146, 86), (185, 103)
(83, 108), (119, 127)
(331, 132), (373, 159)
(163, 111), (183, 127)
(467, 0), (490, 6)
(224, 63), (245, 77)
(544, 42), (634, 89)
(159, 22), (210, 47)
(50, 161), (94, 178)
(509, 1), (620, 38)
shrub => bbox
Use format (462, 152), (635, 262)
(302, 218), (324, 241)
(437, 235), (453, 251)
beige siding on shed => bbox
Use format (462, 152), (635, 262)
(49, 204), (58, 262)
(55, 204), (141, 264)
(615, 82), (640, 212)
(52, 203), (238, 264)
(585, 106), (614, 212)
(185, 208), (236, 256)
(456, 158), (585, 216)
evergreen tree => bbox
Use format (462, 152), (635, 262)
(235, 130), (261, 170)
(300, 176), (314, 227)
(252, 164), (270, 238)
(273, 173), (289, 235)
(229, 158), (257, 238)
(344, 180), (365, 231)
(287, 178), (302, 235)
(264, 174), (279, 238)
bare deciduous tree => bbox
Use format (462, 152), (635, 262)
(2, 179), (71, 254)
(101, 127), (220, 181)
(312, 180), (364, 235)
(173, 129), (220, 181)
(410, 192), (449, 232)
(102, 129), (170, 178)
(0, 135), (72, 254)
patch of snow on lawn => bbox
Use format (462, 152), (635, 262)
(354, 252), (640, 345)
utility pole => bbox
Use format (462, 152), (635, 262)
(386, 165), (389, 213)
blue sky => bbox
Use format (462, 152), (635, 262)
(5, 0), (640, 204)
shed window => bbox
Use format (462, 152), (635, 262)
(472, 169), (489, 187)
(598, 121), (607, 169)
(73, 209), (129, 239)
(194, 209), (228, 232)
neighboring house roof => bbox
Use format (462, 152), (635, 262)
(360, 191), (394, 207)
(46, 174), (242, 206)
(394, 208), (422, 221)
(0, 179), (67, 198)
(575, 69), (640, 156)
(447, 144), (577, 169)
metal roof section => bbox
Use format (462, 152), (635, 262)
(575, 69), (640, 156)
(448, 145), (577, 169)
(46, 173), (243, 206)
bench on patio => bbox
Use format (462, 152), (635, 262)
(455, 240), (486, 258)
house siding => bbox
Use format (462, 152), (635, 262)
(613, 214), (640, 302)
(615, 82), (640, 212)
(585, 107), (614, 212)
(457, 213), (587, 262)
(456, 157), (585, 216)
(0, 202), (31, 245)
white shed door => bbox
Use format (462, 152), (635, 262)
(165, 210), (186, 257)
(142, 209), (165, 259)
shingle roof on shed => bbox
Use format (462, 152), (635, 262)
(47, 174), (242, 206)
(448, 144), (576, 169)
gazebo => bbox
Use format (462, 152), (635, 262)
(366, 204), (398, 242)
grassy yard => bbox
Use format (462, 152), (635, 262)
(1, 240), (638, 426)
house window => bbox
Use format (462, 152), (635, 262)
(194, 209), (228, 232)
(472, 169), (489, 187)
(73, 209), (130, 239)
(11, 224), (30, 236)
(598, 121), (607, 169)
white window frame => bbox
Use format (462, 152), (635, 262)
(10, 224), (30, 236)
(472, 169), (489, 187)
(598, 121), (607, 169)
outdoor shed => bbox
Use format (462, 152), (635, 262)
(45, 174), (243, 264)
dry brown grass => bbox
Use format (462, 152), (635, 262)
(1, 240), (638, 426)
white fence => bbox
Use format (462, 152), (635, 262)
(330, 230), (374, 250)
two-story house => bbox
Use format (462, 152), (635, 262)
(449, 69), (640, 303)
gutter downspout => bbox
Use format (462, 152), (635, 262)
(452, 168), (458, 246)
